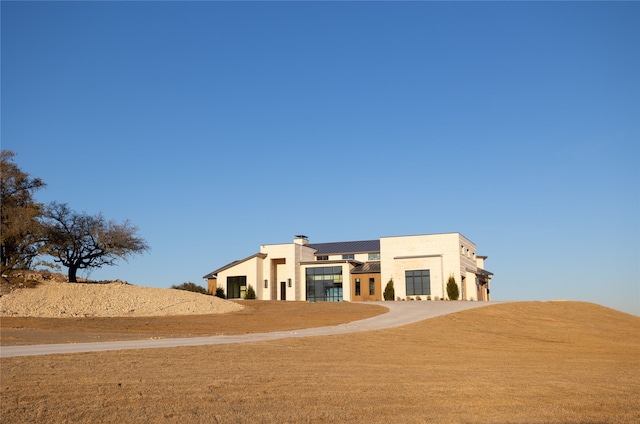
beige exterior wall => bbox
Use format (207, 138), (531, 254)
(354, 253), (371, 262)
(216, 256), (264, 299)
(463, 271), (476, 301)
(322, 252), (378, 262)
(381, 233), (478, 300)
(342, 264), (353, 301)
(260, 243), (293, 300)
(259, 242), (316, 300)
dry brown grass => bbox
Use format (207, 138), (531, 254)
(0, 300), (385, 345)
(2, 301), (639, 423)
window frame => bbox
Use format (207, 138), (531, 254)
(305, 266), (344, 302)
(405, 269), (431, 296)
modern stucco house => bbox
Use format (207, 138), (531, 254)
(203, 233), (493, 302)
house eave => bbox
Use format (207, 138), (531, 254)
(202, 252), (268, 279)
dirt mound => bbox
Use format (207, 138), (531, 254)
(1, 270), (72, 296)
(0, 280), (243, 317)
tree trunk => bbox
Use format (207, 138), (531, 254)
(68, 266), (78, 283)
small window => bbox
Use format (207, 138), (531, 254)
(264, 279), (268, 289)
(369, 278), (375, 295)
(355, 278), (361, 296)
(342, 254), (354, 260)
(317, 255), (328, 261)
(368, 253), (380, 261)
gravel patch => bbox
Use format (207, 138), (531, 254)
(0, 281), (243, 317)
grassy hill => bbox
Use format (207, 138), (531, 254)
(2, 301), (639, 423)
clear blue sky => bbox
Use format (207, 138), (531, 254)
(2, 1), (638, 315)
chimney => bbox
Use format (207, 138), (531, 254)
(294, 235), (309, 246)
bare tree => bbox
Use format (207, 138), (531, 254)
(42, 202), (150, 282)
(0, 150), (47, 273)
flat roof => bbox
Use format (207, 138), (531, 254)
(380, 232), (475, 245)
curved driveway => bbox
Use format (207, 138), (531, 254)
(0, 301), (493, 358)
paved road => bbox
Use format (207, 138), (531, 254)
(0, 301), (492, 358)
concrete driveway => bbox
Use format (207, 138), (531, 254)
(0, 301), (492, 358)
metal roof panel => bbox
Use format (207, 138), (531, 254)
(308, 239), (380, 255)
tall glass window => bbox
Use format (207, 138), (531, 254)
(355, 278), (361, 296)
(306, 266), (343, 302)
(369, 278), (375, 295)
(227, 276), (247, 299)
(405, 270), (430, 296)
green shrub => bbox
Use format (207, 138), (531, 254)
(215, 287), (226, 299)
(446, 275), (459, 301)
(171, 282), (207, 294)
(383, 278), (395, 301)
(244, 284), (256, 300)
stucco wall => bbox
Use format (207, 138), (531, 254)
(261, 244), (293, 301)
(261, 242), (316, 300)
(216, 256), (263, 299)
(463, 271), (475, 301)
